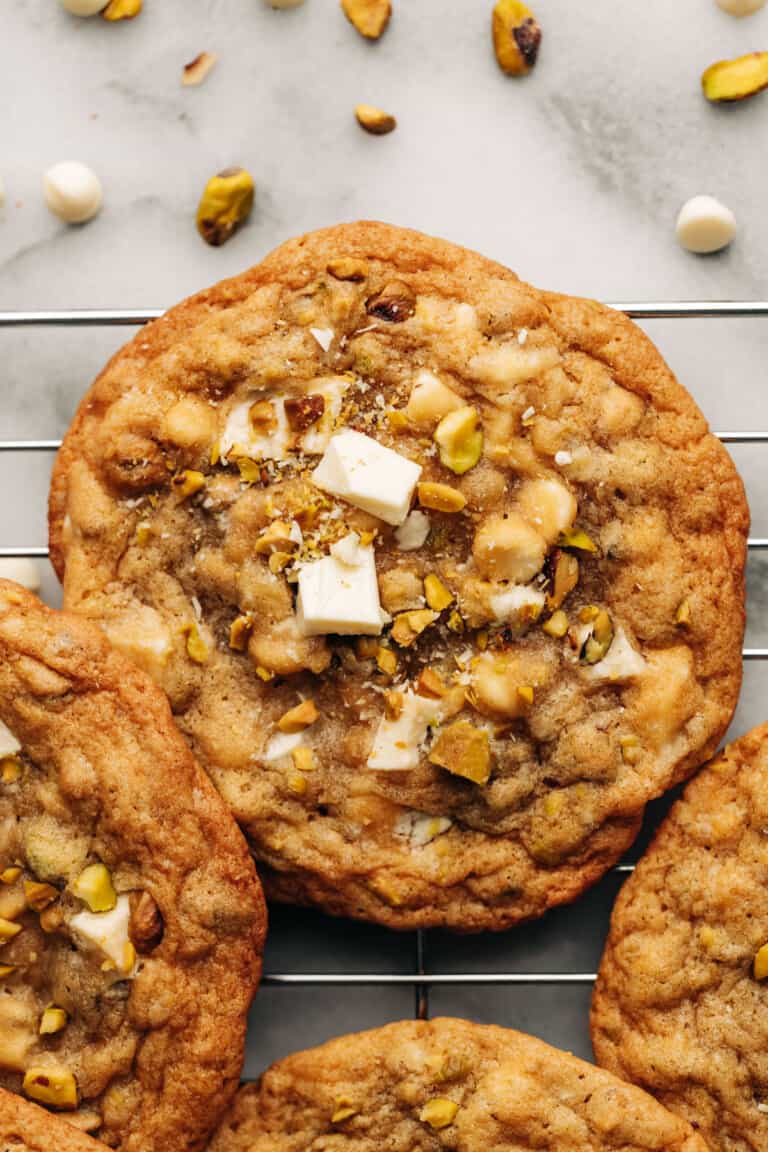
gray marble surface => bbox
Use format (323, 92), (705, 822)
(3, 0), (768, 1076)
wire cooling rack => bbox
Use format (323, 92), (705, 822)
(2, 301), (765, 1030)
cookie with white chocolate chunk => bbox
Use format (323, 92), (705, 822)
(48, 221), (748, 930)
(208, 1018), (707, 1152)
(0, 581), (265, 1152)
(592, 724), (768, 1152)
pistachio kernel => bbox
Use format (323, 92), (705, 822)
(446, 609), (464, 633)
(236, 457), (263, 485)
(341, 0), (391, 39)
(755, 942), (768, 981)
(291, 746), (315, 772)
(581, 609), (614, 665)
(366, 280), (415, 322)
(675, 599), (692, 626)
(492, 0), (541, 76)
(542, 609), (568, 638)
(23, 1066), (78, 1110)
(0, 867), (21, 885)
(39, 1006), (68, 1036)
(356, 636), (379, 659)
(0, 917), (22, 943)
(129, 891), (164, 953)
(517, 684), (534, 706)
(1, 757), (22, 784)
(256, 665), (275, 682)
(620, 735), (642, 766)
(424, 574), (454, 612)
(331, 1094), (359, 1123)
(391, 609), (439, 648)
(229, 614), (254, 651)
(543, 548), (579, 610)
(417, 667), (447, 698)
(268, 551), (293, 574)
(171, 470), (206, 500)
(287, 772), (307, 795)
(278, 699), (319, 733)
(434, 406), (483, 474)
(558, 527), (597, 553)
(183, 622), (210, 665)
(71, 863), (117, 913)
(196, 167), (255, 247)
(376, 646), (398, 676)
(702, 51), (768, 102)
(429, 721), (491, 785)
(419, 1097), (460, 1130)
(416, 481), (467, 513)
(384, 690), (405, 720)
(24, 880), (58, 912)
(102, 0), (141, 18)
(326, 256), (369, 281)
(285, 394), (325, 431)
(355, 104), (397, 135)
(134, 520), (152, 547)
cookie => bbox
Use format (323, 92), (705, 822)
(208, 1017), (707, 1152)
(592, 724), (768, 1152)
(48, 221), (748, 930)
(0, 581), (266, 1152)
(0, 1087), (105, 1152)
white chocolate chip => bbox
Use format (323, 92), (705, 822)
(0, 558), (41, 592)
(716, 0), (766, 14)
(554, 450), (572, 466)
(0, 719), (21, 759)
(43, 162), (103, 224)
(60, 0), (109, 13)
(394, 511), (431, 551)
(309, 327), (334, 352)
(676, 196), (736, 255)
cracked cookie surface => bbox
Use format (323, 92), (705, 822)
(0, 581), (265, 1152)
(208, 1017), (707, 1152)
(592, 724), (768, 1152)
(49, 221), (748, 930)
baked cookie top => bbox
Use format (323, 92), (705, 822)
(208, 1017), (707, 1152)
(0, 1087), (105, 1152)
(49, 221), (747, 930)
(592, 724), (768, 1152)
(0, 581), (265, 1152)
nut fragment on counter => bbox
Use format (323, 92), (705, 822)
(702, 51), (768, 101)
(0, 558), (41, 592)
(196, 167), (255, 247)
(60, 0), (108, 14)
(342, 0), (391, 40)
(102, 0), (142, 18)
(676, 195), (736, 254)
(182, 52), (219, 87)
(492, 0), (542, 75)
(43, 161), (103, 224)
(355, 104), (397, 135)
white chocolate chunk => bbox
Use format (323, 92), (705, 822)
(583, 626), (646, 685)
(489, 583), (546, 623)
(70, 895), (137, 976)
(0, 719), (21, 758)
(468, 343), (560, 386)
(309, 327), (334, 352)
(300, 376), (351, 455)
(103, 605), (172, 681)
(516, 478), (577, 544)
(312, 430), (421, 526)
(367, 692), (441, 771)
(296, 539), (385, 636)
(716, 0), (765, 13)
(394, 810), (452, 847)
(405, 370), (463, 426)
(220, 397), (289, 463)
(676, 196), (736, 255)
(395, 510), (431, 551)
(43, 162), (102, 224)
(262, 730), (304, 762)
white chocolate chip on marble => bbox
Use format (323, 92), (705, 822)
(0, 558), (41, 592)
(44, 162), (103, 224)
(675, 196), (736, 255)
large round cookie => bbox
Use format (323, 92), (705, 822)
(208, 1017), (706, 1152)
(592, 724), (768, 1152)
(49, 221), (748, 930)
(0, 1087), (106, 1152)
(0, 581), (265, 1152)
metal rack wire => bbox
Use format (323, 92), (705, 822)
(2, 301), (764, 1022)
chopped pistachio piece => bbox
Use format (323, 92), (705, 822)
(417, 481), (467, 513)
(229, 614), (254, 651)
(196, 167), (255, 247)
(1, 756), (22, 784)
(424, 574), (454, 612)
(331, 1094), (359, 1122)
(391, 609), (439, 647)
(278, 699), (319, 733)
(291, 746), (315, 772)
(23, 1065), (78, 1110)
(419, 1097), (460, 1129)
(376, 646), (398, 676)
(558, 527), (597, 553)
(171, 470), (206, 500)
(517, 684), (534, 706)
(236, 458), (263, 485)
(581, 609), (614, 665)
(492, 0), (541, 75)
(341, 0), (391, 39)
(287, 772), (307, 795)
(620, 735), (642, 765)
(0, 867), (21, 885)
(102, 0), (141, 17)
(71, 863), (117, 913)
(702, 51), (768, 102)
(0, 917), (22, 943)
(183, 621), (210, 665)
(434, 406), (483, 474)
(24, 880), (58, 912)
(675, 598), (692, 626)
(134, 520), (152, 546)
(543, 609), (568, 638)
(355, 104), (397, 135)
(755, 942), (768, 980)
(429, 721), (491, 785)
(544, 549), (579, 610)
(416, 667), (447, 698)
(39, 1006), (68, 1036)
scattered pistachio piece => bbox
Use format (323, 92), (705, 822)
(71, 864), (117, 914)
(287, 772), (307, 795)
(419, 1097), (460, 1129)
(182, 52), (218, 87)
(434, 406), (483, 474)
(446, 609), (464, 633)
(424, 574), (453, 612)
(23, 1066), (78, 1110)
(675, 598), (692, 626)
(278, 699), (319, 733)
(341, 0), (391, 39)
(542, 609), (568, 638)
(0, 917), (22, 943)
(229, 614), (254, 651)
(544, 548), (579, 610)
(0, 867), (21, 885)
(417, 481), (467, 513)
(366, 280), (415, 321)
(517, 684), (534, 706)
(24, 881), (58, 912)
(39, 1006), (68, 1036)
(376, 646), (398, 676)
(581, 609), (614, 665)
(620, 735), (642, 765)
(355, 104), (397, 135)
(558, 527), (597, 553)
(183, 622), (210, 665)
(0, 757), (22, 784)
(196, 167), (255, 247)
(327, 256), (369, 281)
(391, 609), (440, 647)
(429, 721), (491, 785)
(755, 942), (768, 980)
(492, 0), (541, 76)
(237, 458), (263, 485)
(416, 667), (447, 698)
(291, 746), (315, 772)
(171, 470), (206, 500)
(134, 520), (152, 547)
(331, 1094), (359, 1123)
(256, 665), (275, 682)
(702, 51), (768, 101)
